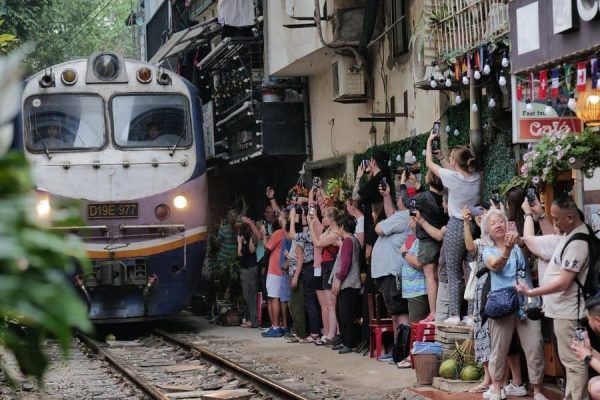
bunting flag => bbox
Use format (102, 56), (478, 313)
(454, 59), (462, 80)
(479, 47), (485, 71)
(466, 53), (472, 78)
(592, 58), (599, 89)
(474, 49), (481, 71)
(529, 72), (535, 100)
(517, 83), (523, 101)
(550, 68), (559, 97)
(564, 64), (573, 93)
(538, 70), (548, 99)
(577, 61), (587, 92)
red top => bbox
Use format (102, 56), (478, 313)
(321, 243), (339, 263)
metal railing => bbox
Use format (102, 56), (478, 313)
(430, 0), (509, 61)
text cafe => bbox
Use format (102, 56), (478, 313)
(509, 0), (600, 225)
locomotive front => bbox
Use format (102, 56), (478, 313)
(20, 53), (208, 321)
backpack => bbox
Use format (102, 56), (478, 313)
(560, 224), (600, 303)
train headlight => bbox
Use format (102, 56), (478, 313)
(136, 67), (152, 83)
(173, 195), (187, 209)
(154, 204), (170, 221)
(93, 54), (120, 81)
(36, 199), (51, 217)
(61, 69), (78, 85)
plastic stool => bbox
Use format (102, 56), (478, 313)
(369, 323), (394, 359)
(410, 322), (436, 368)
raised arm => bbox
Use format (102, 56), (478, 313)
(266, 186), (281, 212)
(425, 130), (442, 177)
(381, 183), (396, 218)
(241, 216), (263, 242)
(462, 208), (476, 254)
(414, 210), (446, 242)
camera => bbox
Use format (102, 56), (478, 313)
(380, 176), (388, 191)
(492, 190), (501, 207)
(312, 176), (322, 189)
(526, 187), (537, 206)
(409, 199), (417, 217)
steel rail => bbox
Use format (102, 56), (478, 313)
(152, 328), (310, 400)
(77, 334), (170, 400)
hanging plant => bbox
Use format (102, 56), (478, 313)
(519, 128), (600, 186)
(324, 178), (351, 208)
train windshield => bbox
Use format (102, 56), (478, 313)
(25, 95), (106, 152)
(112, 94), (192, 148)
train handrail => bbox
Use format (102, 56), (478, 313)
(44, 158), (189, 169)
(48, 225), (108, 231)
(119, 224), (185, 231)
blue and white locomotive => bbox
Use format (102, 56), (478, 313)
(19, 52), (207, 321)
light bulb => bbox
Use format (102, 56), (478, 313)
(544, 102), (554, 116)
(474, 70), (481, 80)
(462, 75), (469, 85)
(471, 102), (478, 112)
(501, 56), (509, 68)
(525, 100), (533, 113)
(430, 77), (437, 88)
(568, 97), (577, 111)
(445, 77), (452, 87)
(396, 154), (402, 162)
(454, 129), (460, 136)
(445, 125), (451, 133)
(488, 97), (496, 108)
(483, 64), (491, 75)
(455, 94), (462, 104)
(498, 75), (507, 86)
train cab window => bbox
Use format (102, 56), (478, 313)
(111, 94), (192, 149)
(25, 95), (106, 152)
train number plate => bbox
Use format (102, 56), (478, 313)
(88, 202), (138, 219)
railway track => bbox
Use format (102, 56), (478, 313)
(77, 329), (313, 400)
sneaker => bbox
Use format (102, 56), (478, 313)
(443, 315), (461, 325)
(261, 327), (275, 337)
(262, 327), (283, 338)
(377, 353), (393, 362)
(419, 313), (435, 323)
(482, 387), (506, 400)
(504, 382), (527, 397)
(461, 315), (474, 326)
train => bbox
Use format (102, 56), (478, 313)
(18, 52), (208, 322)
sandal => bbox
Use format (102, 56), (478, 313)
(419, 313), (435, 324)
(468, 383), (490, 393)
(287, 336), (300, 343)
(240, 321), (253, 328)
(396, 359), (412, 369)
(299, 335), (319, 343)
(315, 337), (333, 346)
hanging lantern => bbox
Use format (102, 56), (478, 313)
(576, 81), (600, 126)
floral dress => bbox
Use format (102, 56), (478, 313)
(473, 240), (490, 364)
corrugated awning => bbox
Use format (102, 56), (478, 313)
(149, 18), (220, 64)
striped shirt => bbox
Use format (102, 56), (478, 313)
(401, 239), (427, 298)
(217, 224), (237, 264)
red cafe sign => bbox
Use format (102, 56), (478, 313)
(513, 99), (583, 143)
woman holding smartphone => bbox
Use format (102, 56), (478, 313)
(425, 126), (480, 324)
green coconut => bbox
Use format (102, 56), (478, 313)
(460, 365), (481, 381)
(439, 359), (458, 379)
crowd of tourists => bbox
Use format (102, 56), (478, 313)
(215, 130), (600, 400)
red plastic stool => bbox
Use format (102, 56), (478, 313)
(410, 322), (436, 368)
(369, 323), (394, 359)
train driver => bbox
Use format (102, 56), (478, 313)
(34, 120), (67, 149)
(145, 123), (161, 141)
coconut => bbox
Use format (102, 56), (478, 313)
(439, 359), (458, 379)
(460, 365), (481, 381)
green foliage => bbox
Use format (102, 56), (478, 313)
(353, 100), (517, 203)
(0, 151), (92, 384)
(0, 20), (17, 54)
(215, 254), (241, 298)
(2, 0), (136, 74)
(517, 128), (600, 187)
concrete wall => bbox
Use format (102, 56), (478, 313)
(267, 0), (443, 178)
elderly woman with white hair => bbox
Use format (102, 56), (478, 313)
(480, 209), (547, 400)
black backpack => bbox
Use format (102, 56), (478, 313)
(560, 224), (600, 303)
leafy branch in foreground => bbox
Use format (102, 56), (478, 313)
(0, 151), (93, 384)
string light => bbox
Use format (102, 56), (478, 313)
(488, 97), (496, 108)
(525, 99), (533, 113)
(445, 77), (452, 87)
(498, 70), (507, 86)
(445, 125), (451, 133)
(454, 129), (460, 136)
(474, 70), (481, 80)
(462, 74), (469, 85)
(544, 100), (554, 116)
(430, 75), (437, 88)
(471, 102), (479, 112)
(568, 97), (577, 111)
(455, 93), (462, 104)
(501, 52), (510, 68)
(483, 63), (491, 75)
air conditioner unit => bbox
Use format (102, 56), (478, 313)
(331, 54), (367, 104)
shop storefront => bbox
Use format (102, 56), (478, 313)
(510, 0), (600, 231)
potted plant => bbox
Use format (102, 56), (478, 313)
(515, 128), (600, 187)
(214, 254), (243, 325)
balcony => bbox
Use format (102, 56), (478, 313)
(189, 0), (216, 22)
(430, 0), (509, 62)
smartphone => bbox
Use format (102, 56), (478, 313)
(380, 176), (388, 191)
(507, 221), (517, 232)
(361, 159), (369, 171)
(575, 328), (585, 341)
(492, 190), (501, 207)
(308, 205), (315, 216)
(409, 199), (417, 217)
(312, 176), (322, 189)
(433, 121), (440, 135)
(432, 122), (441, 152)
(469, 205), (485, 217)
(526, 187), (537, 206)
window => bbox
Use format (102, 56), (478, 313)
(25, 94), (106, 152)
(112, 94), (192, 149)
(391, 0), (409, 57)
